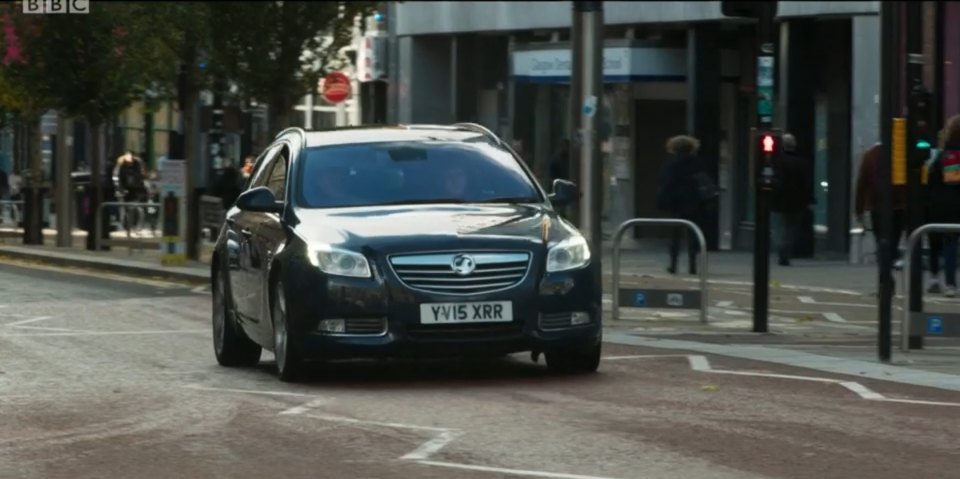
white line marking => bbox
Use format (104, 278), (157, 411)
(0, 329), (208, 337)
(822, 312), (848, 323)
(839, 381), (885, 400)
(303, 414), (451, 433)
(7, 325), (78, 332)
(798, 296), (816, 304)
(402, 430), (463, 460)
(183, 385), (325, 398)
(716, 301), (734, 308)
(415, 461), (618, 479)
(794, 296), (873, 308)
(5, 316), (53, 327)
(606, 354), (960, 407)
(278, 398), (329, 415)
(191, 285), (208, 294)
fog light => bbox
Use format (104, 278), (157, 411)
(319, 319), (346, 333)
(571, 312), (590, 325)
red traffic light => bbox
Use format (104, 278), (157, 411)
(761, 135), (775, 153)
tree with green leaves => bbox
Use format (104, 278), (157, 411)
(0, 6), (57, 244)
(29, 2), (179, 249)
(209, 1), (377, 134)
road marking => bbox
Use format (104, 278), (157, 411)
(716, 301), (734, 308)
(414, 461), (617, 479)
(4, 316), (54, 328)
(278, 398), (330, 415)
(191, 285), (208, 294)
(796, 296), (873, 308)
(200, 386), (616, 478)
(605, 354), (960, 407)
(402, 430), (463, 461)
(0, 329), (208, 337)
(183, 385), (326, 398)
(822, 312), (847, 323)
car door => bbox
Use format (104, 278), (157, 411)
(229, 144), (282, 324)
(250, 145), (291, 329)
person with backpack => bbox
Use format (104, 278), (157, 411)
(924, 115), (960, 297)
(657, 134), (716, 275)
(771, 133), (814, 266)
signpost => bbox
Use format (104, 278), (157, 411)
(158, 157), (187, 266)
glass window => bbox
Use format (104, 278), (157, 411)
(296, 140), (542, 209)
(249, 144), (283, 189)
(265, 151), (288, 201)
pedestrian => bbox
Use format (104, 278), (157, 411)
(550, 139), (571, 181)
(656, 134), (715, 275)
(772, 133), (814, 266)
(214, 158), (244, 208)
(855, 143), (907, 269)
(113, 150), (149, 203)
(924, 114), (960, 297)
(241, 155), (255, 179)
(0, 167), (9, 200)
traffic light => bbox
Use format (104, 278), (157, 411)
(755, 129), (783, 191)
(908, 87), (933, 151)
(721, 1), (777, 18)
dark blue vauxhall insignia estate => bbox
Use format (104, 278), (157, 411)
(211, 123), (602, 382)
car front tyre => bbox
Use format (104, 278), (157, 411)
(545, 342), (601, 374)
(213, 271), (262, 367)
(273, 280), (305, 382)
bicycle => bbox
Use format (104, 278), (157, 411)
(118, 191), (148, 237)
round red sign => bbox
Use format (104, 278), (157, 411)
(321, 72), (351, 104)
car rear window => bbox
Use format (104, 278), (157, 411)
(296, 140), (542, 208)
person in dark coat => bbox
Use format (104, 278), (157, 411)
(924, 115), (960, 297)
(772, 133), (814, 266)
(657, 134), (713, 275)
(214, 158), (244, 208)
(855, 143), (907, 269)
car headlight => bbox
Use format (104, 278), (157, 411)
(308, 244), (372, 278)
(546, 235), (591, 272)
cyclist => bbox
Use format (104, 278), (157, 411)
(113, 151), (149, 233)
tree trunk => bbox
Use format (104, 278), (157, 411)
(85, 119), (106, 251)
(22, 115), (43, 245)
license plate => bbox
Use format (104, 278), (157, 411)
(419, 301), (513, 324)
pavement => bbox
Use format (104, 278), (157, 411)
(1, 261), (960, 479)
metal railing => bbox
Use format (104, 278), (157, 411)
(900, 222), (960, 352)
(611, 218), (709, 324)
(94, 201), (159, 254)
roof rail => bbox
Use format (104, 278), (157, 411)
(274, 127), (307, 141)
(452, 122), (500, 142)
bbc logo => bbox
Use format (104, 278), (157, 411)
(22, 0), (90, 14)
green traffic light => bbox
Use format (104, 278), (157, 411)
(916, 140), (931, 149)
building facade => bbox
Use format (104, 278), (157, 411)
(387, 1), (960, 260)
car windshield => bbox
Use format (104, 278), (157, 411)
(296, 139), (543, 208)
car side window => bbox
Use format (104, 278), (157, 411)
(249, 144), (283, 190)
(265, 148), (289, 201)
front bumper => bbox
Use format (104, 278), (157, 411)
(282, 258), (601, 361)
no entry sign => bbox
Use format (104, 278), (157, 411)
(321, 72), (351, 104)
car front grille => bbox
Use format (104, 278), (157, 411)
(389, 252), (531, 295)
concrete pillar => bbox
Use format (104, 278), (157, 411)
(686, 24), (722, 250)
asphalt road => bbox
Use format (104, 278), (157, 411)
(2, 261), (960, 479)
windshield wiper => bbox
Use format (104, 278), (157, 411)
(377, 198), (468, 206)
(479, 196), (540, 204)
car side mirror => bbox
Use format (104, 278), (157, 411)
(236, 186), (283, 214)
(548, 179), (578, 207)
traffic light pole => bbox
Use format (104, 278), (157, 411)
(572, 1), (604, 274)
(752, 3), (777, 333)
(905, 2), (926, 349)
(877, 1), (899, 362)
